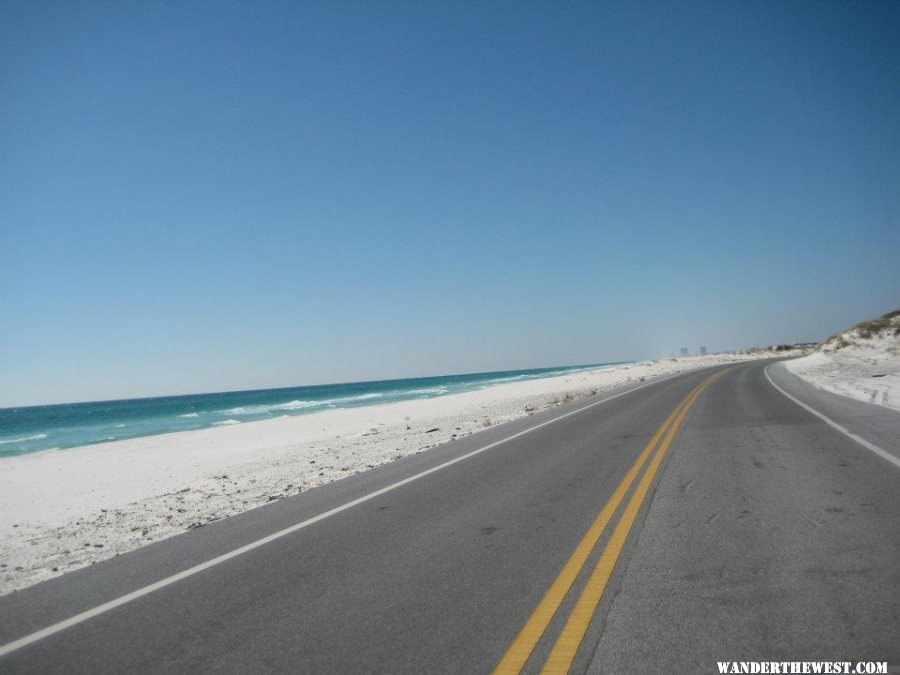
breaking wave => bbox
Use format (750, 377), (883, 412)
(0, 433), (48, 445)
(224, 392), (384, 416)
(399, 387), (449, 396)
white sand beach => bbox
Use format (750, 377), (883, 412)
(0, 351), (796, 594)
(785, 311), (900, 410)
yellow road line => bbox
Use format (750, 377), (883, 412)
(492, 373), (717, 675)
(540, 370), (725, 674)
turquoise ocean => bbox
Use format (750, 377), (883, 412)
(0, 363), (624, 458)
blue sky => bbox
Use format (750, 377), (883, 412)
(2, 1), (898, 407)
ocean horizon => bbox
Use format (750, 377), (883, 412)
(0, 362), (627, 458)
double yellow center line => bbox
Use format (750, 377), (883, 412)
(494, 369), (727, 674)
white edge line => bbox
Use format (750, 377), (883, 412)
(0, 366), (717, 658)
(764, 363), (900, 470)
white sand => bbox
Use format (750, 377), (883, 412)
(785, 317), (900, 410)
(0, 351), (794, 594)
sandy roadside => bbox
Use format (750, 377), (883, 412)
(784, 333), (900, 410)
(0, 351), (795, 594)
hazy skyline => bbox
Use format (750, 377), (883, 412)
(2, 1), (898, 407)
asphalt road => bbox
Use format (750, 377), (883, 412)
(1, 359), (898, 674)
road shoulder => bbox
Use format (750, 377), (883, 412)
(766, 361), (900, 464)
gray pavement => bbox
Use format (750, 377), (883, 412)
(0, 360), (897, 674)
(767, 360), (900, 461)
(587, 362), (900, 673)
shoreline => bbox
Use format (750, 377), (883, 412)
(0, 351), (795, 594)
(0, 362), (623, 457)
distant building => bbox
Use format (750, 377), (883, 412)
(699, 346), (707, 355)
(680, 347), (688, 356)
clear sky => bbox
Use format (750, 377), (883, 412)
(2, 1), (898, 407)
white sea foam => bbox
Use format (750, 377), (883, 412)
(401, 387), (449, 396)
(225, 401), (319, 415)
(225, 393), (385, 416)
(179, 413), (199, 418)
(213, 419), (242, 426)
(275, 400), (330, 410)
(483, 375), (530, 385)
(0, 433), (48, 445)
(114, 424), (126, 428)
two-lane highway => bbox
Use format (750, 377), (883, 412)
(1, 360), (898, 673)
